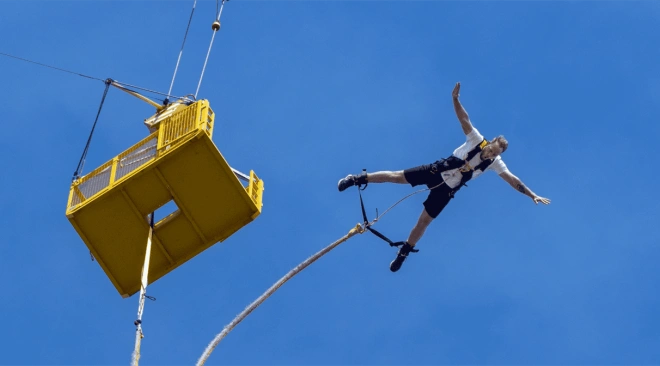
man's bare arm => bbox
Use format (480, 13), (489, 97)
(452, 82), (473, 135)
(499, 171), (551, 205)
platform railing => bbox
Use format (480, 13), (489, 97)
(66, 100), (262, 214)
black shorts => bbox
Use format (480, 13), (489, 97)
(403, 159), (457, 218)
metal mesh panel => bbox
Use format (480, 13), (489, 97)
(115, 134), (158, 182)
(71, 161), (113, 207)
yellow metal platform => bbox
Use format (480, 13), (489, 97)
(66, 100), (264, 298)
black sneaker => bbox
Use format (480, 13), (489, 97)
(389, 242), (418, 272)
(337, 171), (368, 192)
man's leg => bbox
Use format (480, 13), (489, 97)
(338, 170), (408, 191)
(366, 171), (407, 184)
(389, 208), (433, 272)
(390, 188), (450, 272)
(407, 208), (434, 246)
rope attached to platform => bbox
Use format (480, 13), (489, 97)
(131, 213), (156, 366)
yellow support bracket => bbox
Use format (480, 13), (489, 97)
(110, 81), (165, 112)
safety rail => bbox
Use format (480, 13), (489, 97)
(247, 170), (264, 213)
(67, 100), (225, 212)
(67, 99), (262, 214)
(114, 134), (159, 182)
(158, 100), (214, 151)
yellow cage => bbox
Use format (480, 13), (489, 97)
(66, 100), (264, 298)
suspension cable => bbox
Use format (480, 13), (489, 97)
(0, 51), (189, 104)
(195, 0), (226, 99)
(0, 51), (105, 82)
(166, 0), (198, 105)
(72, 79), (112, 181)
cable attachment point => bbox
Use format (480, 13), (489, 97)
(145, 295), (156, 301)
(212, 21), (221, 31)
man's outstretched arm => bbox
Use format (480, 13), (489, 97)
(499, 170), (551, 205)
(452, 82), (473, 135)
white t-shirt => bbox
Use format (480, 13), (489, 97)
(440, 127), (509, 189)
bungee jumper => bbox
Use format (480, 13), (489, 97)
(338, 82), (551, 272)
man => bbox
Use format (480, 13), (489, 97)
(337, 82), (551, 272)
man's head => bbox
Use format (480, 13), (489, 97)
(481, 135), (508, 160)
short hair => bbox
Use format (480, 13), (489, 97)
(493, 135), (508, 153)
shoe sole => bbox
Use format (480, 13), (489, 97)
(389, 256), (406, 272)
(337, 178), (352, 192)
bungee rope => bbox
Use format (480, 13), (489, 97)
(196, 176), (448, 365)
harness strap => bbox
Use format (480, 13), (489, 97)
(465, 138), (488, 161)
(455, 138), (496, 189)
(357, 184), (400, 247)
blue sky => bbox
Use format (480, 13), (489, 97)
(1, 1), (659, 365)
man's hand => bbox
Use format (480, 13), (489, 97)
(452, 82), (461, 99)
(532, 195), (551, 205)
